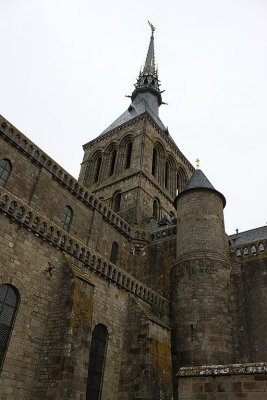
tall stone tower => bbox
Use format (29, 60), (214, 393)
(78, 24), (194, 227)
(172, 169), (233, 368)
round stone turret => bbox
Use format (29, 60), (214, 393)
(172, 169), (233, 368)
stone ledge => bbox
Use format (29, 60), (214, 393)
(177, 363), (267, 377)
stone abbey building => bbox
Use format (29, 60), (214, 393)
(0, 26), (266, 400)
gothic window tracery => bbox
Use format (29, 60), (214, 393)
(60, 206), (73, 232)
(0, 159), (12, 187)
(86, 324), (108, 400)
(0, 285), (19, 369)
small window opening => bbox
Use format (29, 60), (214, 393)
(110, 242), (119, 265)
(0, 159), (12, 187)
(94, 156), (102, 183)
(153, 199), (160, 220)
(113, 192), (121, 213)
(109, 150), (117, 176)
(144, 78), (148, 84)
(165, 161), (170, 190)
(152, 149), (157, 177)
(60, 206), (73, 232)
(125, 142), (132, 169)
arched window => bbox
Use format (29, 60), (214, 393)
(153, 198), (160, 220)
(109, 150), (117, 176)
(177, 167), (187, 194)
(0, 285), (19, 368)
(113, 192), (121, 213)
(86, 324), (108, 400)
(110, 242), (119, 264)
(60, 206), (73, 232)
(0, 159), (12, 187)
(152, 149), (158, 177)
(94, 156), (102, 183)
(125, 142), (132, 169)
(165, 161), (170, 190)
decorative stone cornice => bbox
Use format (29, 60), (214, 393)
(0, 187), (170, 315)
(0, 115), (150, 242)
(177, 362), (267, 377)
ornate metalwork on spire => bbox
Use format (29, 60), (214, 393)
(131, 21), (163, 106)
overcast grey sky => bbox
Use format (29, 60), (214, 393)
(1, 0), (267, 234)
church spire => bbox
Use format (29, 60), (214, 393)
(131, 22), (163, 106)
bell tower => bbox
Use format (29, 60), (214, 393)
(79, 23), (194, 227)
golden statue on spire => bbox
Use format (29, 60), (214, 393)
(148, 21), (156, 33)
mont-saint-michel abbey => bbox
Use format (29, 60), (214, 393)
(0, 23), (266, 400)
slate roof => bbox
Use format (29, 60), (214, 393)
(230, 225), (267, 245)
(99, 93), (166, 136)
(178, 169), (226, 207)
(182, 169), (215, 192)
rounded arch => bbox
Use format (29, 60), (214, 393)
(60, 205), (73, 232)
(86, 323), (108, 400)
(177, 166), (188, 194)
(104, 142), (118, 177)
(151, 140), (165, 181)
(119, 134), (134, 170)
(0, 275), (27, 301)
(86, 149), (103, 185)
(165, 154), (176, 196)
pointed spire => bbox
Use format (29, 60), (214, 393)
(131, 22), (163, 106)
(143, 21), (156, 75)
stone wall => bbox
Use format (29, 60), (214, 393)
(177, 363), (267, 399)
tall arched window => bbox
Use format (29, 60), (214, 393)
(109, 150), (117, 176)
(86, 324), (108, 400)
(165, 161), (170, 190)
(60, 206), (73, 232)
(153, 198), (160, 220)
(112, 191), (121, 213)
(0, 285), (19, 368)
(94, 156), (102, 183)
(0, 159), (12, 187)
(110, 242), (119, 264)
(125, 142), (132, 169)
(152, 148), (158, 177)
(177, 167), (187, 194)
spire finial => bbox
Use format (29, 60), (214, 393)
(195, 158), (200, 169)
(148, 21), (156, 34)
(131, 22), (163, 107)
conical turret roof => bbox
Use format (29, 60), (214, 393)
(182, 169), (215, 191)
(177, 169), (226, 207)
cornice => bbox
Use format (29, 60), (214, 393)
(0, 187), (169, 315)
